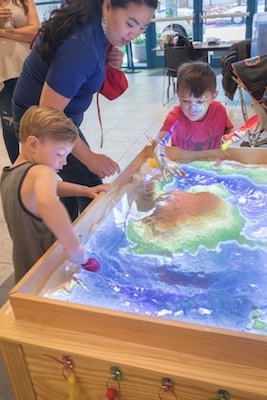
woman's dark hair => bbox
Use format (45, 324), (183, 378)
(13, 0), (28, 15)
(39, 0), (157, 61)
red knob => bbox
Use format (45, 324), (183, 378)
(81, 257), (100, 272)
(106, 387), (117, 400)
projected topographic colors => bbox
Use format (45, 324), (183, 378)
(43, 159), (267, 335)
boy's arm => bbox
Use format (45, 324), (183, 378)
(221, 115), (259, 150)
(152, 127), (185, 179)
(33, 168), (86, 264)
(152, 130), (169, 149)
(56, 181), (110, 198)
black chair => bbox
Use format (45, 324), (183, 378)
(221, 39), (251, 102)
(163, 45), (196, 105)
(231, 55), (267, 147)
(162, 23), (188, 46)
(163, 23), (188, 37)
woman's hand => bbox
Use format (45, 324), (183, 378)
(107, 46), (123, 70)
(0, 7), (12, 24)
(88, 153), (120, 179)
(39, 85), (120, 179)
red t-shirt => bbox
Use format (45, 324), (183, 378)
(160, 101), (233, 151)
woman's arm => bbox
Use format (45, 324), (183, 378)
(40, 82), (120, 178)
(0, 0), (39, 42)
(72, 138), (120, 178)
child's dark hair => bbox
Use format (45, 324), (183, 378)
(177, 61), (217, 98)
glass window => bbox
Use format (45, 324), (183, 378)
(202, 1), (248, 43)
(34, 0), (61, 23)
(154, 1), (194, 46)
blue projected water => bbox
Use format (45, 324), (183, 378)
(43, 159), (267, 335)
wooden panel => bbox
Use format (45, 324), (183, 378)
(23, 345), (267, 400)
(1, 302), (267, 399)
(9, 293), (267, 370)
(166, 146), (267, 164)
(0, 341), (35, 399)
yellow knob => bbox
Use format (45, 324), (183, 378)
(150, 158), (159, 168)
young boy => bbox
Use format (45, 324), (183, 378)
(153, 61), (244, 177)
(0, 106), (109, 283)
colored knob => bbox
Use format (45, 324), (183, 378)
(106, 387), (117, 400)
(150, 158), (159, 168)
(81, 258), (100, 272)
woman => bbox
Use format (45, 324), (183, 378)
(0, 0), (39, 162)
(12, 0), (158, 220)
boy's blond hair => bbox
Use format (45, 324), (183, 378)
(19, 106), (78, 143)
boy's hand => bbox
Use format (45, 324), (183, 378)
(86, 183), (110, 198)
(154, 142), (185, 179)
(153, 123), (185, 179)
(221, 115), (259, 151)
(163, 161), (185, 180)
(157, 157), (185, 180)
(67, 244), (87, 265)
(230, 129), (247, 143)
(221, 128), (246, 144)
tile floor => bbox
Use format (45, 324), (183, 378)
(0, 68), (256, 286)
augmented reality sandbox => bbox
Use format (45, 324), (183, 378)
(42, 156), (267, 335)
(1, 146), (267, 400)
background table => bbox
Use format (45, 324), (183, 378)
(152, 41), (235, 65)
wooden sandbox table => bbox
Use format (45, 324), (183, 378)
(0, 146), (267, 400)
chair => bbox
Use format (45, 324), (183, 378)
(221, 39), (251, 104)
(231, 55), (267, 147)
(162, 23), (188, 46)
(221, 22), (267, 147)
(162, 45), (196, 105)
(221, 39), (252, 129)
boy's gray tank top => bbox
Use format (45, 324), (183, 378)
(1, 162), (55, 283)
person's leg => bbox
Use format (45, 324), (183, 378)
(0, 79), (20, 163)
(59, 154), (102, 220)
(58, 128), (102, 221)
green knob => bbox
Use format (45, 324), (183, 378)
(208, 389), (230, 400)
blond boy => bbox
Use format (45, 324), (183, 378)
(1, 106), (109, 282)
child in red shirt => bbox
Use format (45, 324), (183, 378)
(153, 61), (244, 177)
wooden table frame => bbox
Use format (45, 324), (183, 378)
(1, 146), (267, 400)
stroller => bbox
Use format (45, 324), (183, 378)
(221, 39), (267, 147)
